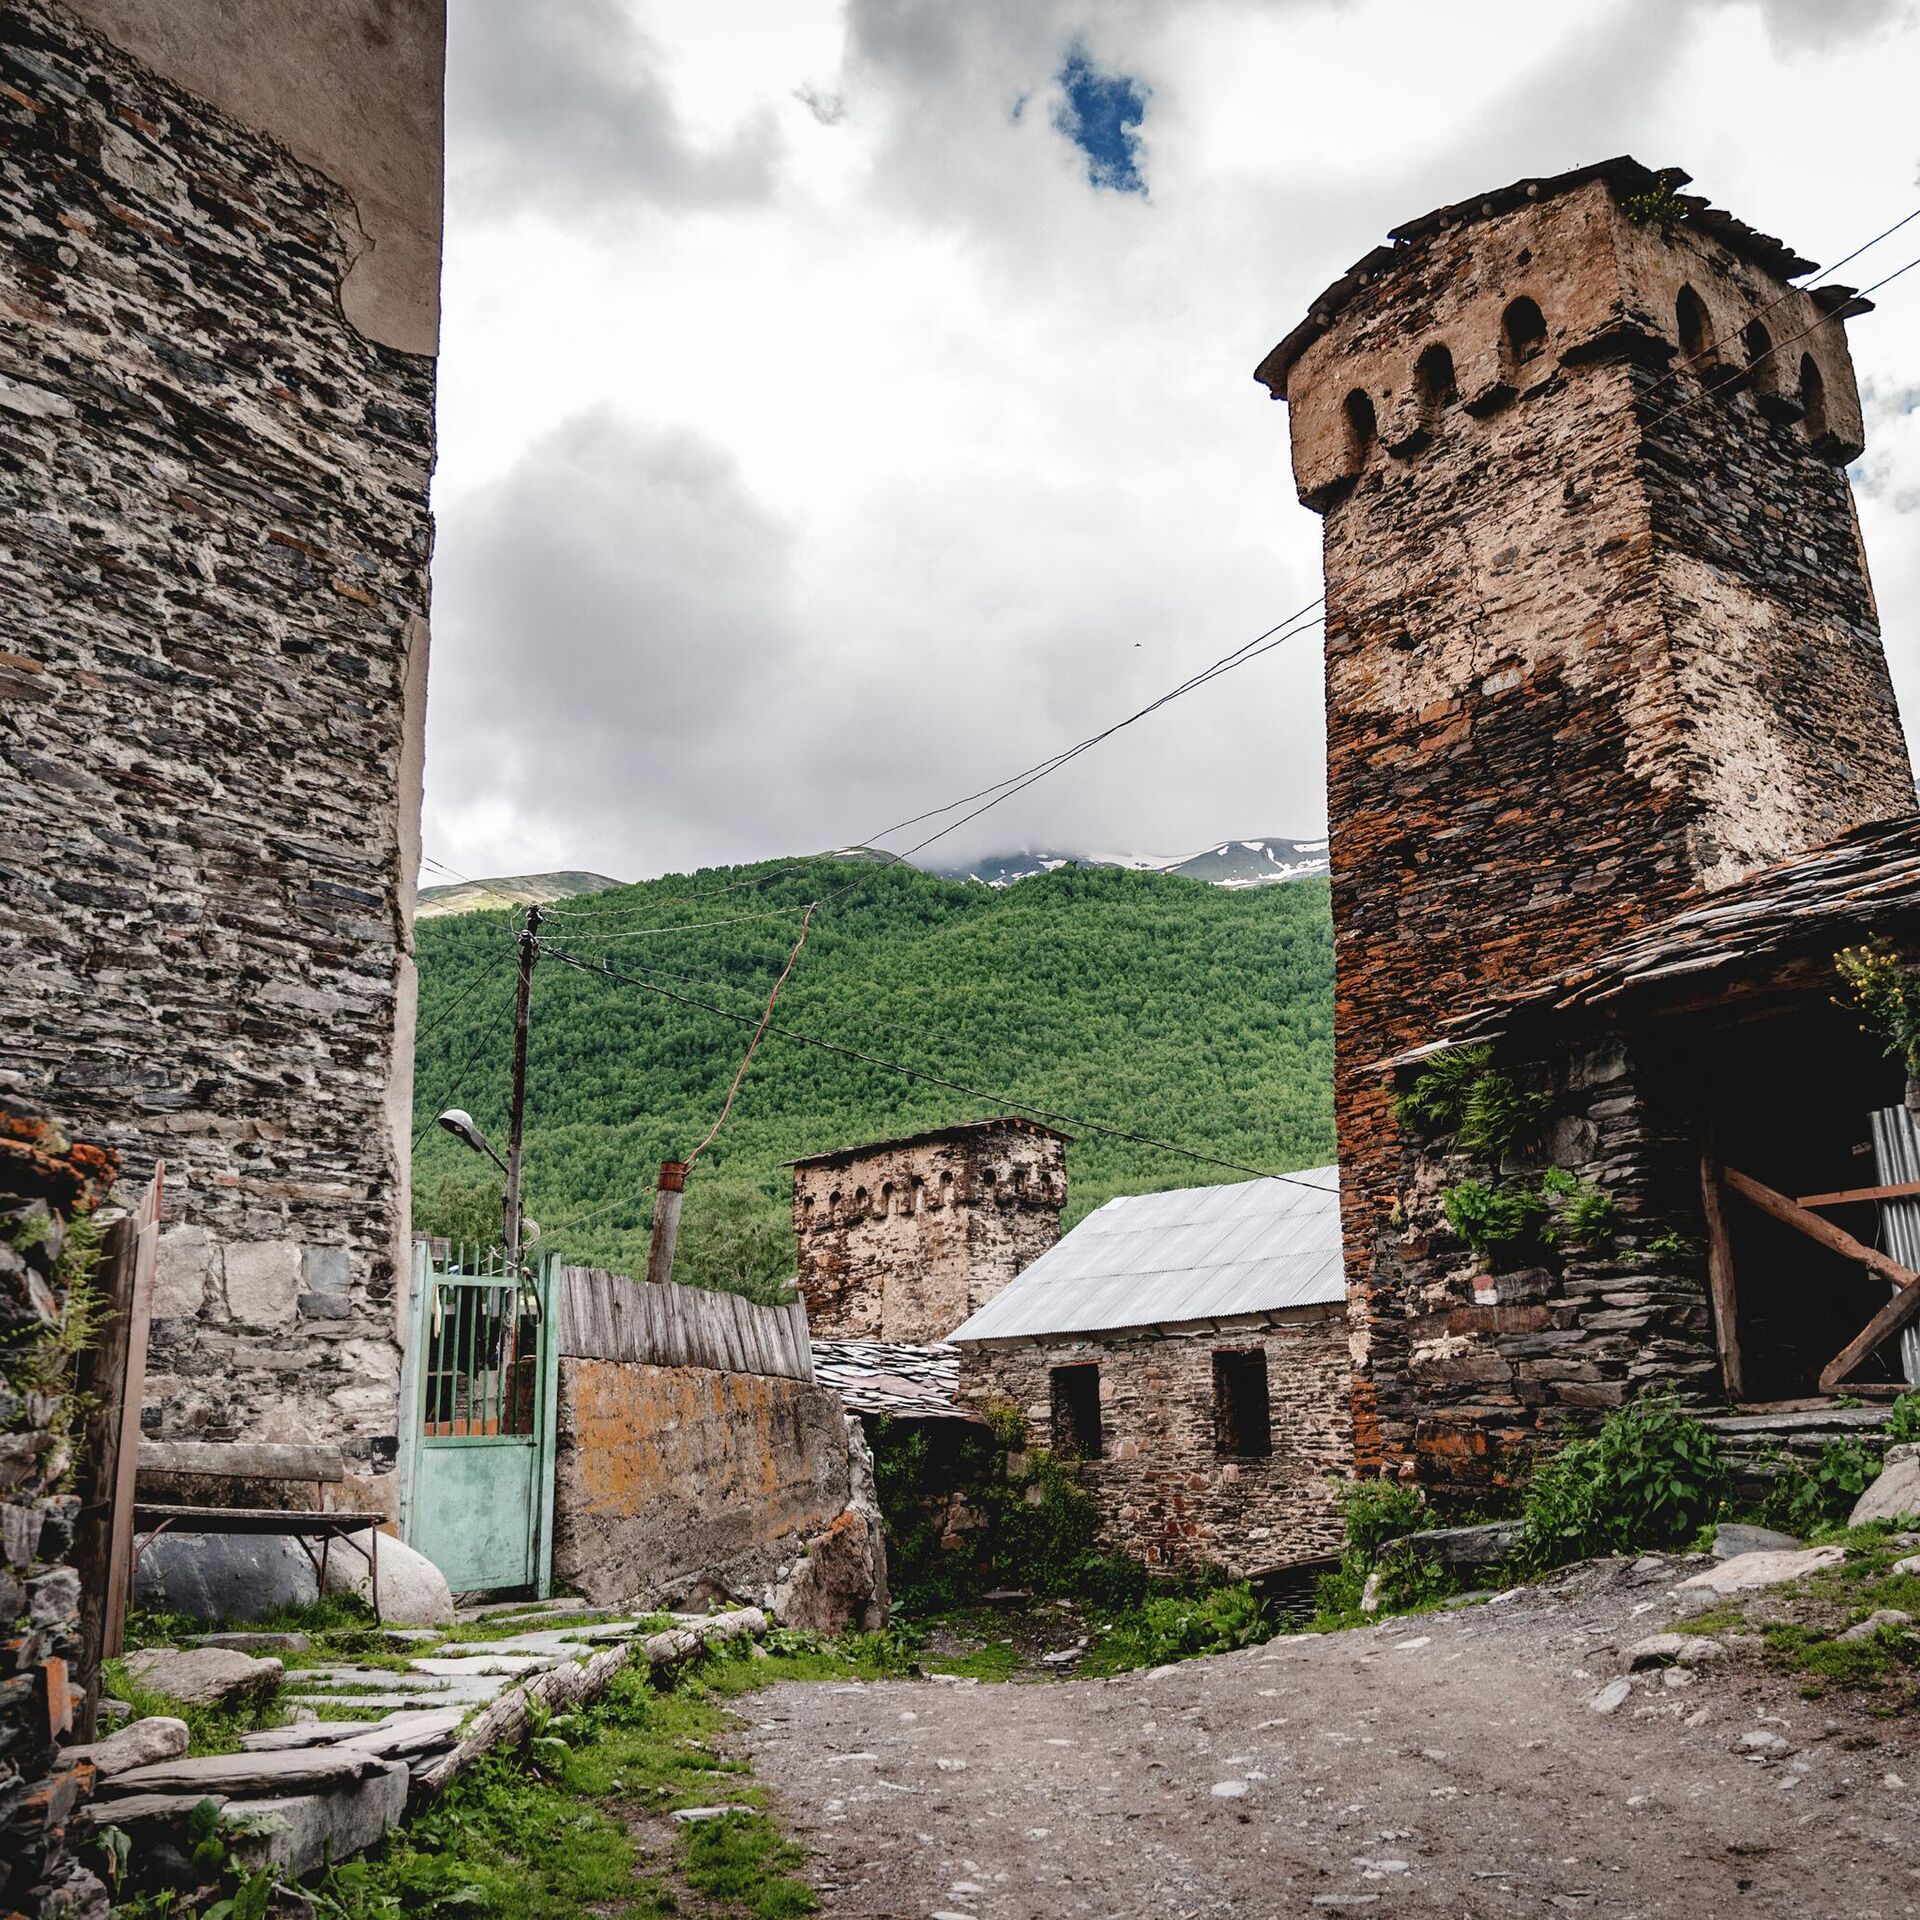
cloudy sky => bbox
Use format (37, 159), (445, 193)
(420, 0), (1920, 887)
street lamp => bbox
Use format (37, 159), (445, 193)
(436, 1108), (505, 1170)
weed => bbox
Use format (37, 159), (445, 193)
(1394, 1046), (1492, 1135)
(1540, 1169), (1621, 1248)
(1623, 176), (1686, 233)
(1442, 1177), (1547, 1259)
(101, 1659), (285, 1756)
(1514, 1390), (1727, 1573)
(1835, 942), (1920, 1080)
(1082, 1582), (1270, 1672)
(1758, 1439), (1882, 1538)
(1457, 1072), (1550, 1160)
(1888, 1392), (1920, 1446)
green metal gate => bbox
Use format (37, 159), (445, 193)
(398, 1242), (560, 1598)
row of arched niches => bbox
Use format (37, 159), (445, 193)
(800, 1164), (1065, 1225)
(1341, 282), (1853, 471)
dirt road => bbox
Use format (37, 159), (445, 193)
(743, 1556), (1920, 1918)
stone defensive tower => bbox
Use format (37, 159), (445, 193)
(1255, 159), (1915, 1471)
(791, 1119), (1069, 1342)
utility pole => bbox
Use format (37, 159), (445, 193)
(502, 903), (541, 1271)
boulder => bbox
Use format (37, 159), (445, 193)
(1711, 1524), (1801, 1560)
(1387, 1522), (1521, 1574)
(120, 1647), (283, 1709)
(1852, 1444), (1920, 1527)
(64, 1716), (189, 1777)
(222, 1759), (410, 1877)
(321, 1529), (454, 1627)
(1675, 1545), (1846, 1597)
(773, 1506), (887, 1634)
(1837, 1608), (1913, 1644)
(134, 1531), (318, 1622)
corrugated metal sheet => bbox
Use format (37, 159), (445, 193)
(1868, 1106), (1920, 1387)
(949, 1169), (1343, 1343)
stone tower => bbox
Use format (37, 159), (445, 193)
(791, 1119), (1069, 1342)
(1255, 159), (1914, 1470)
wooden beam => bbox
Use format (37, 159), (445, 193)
(1722, 1166), (1920, 1291)
(1796, 1179), (1920, 1210)
(1820, 1280), (1920, 1393)
(137, 1440), (346, 1484)
(1698, 1153), (1744, 1400)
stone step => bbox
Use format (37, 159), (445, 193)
(102, 1747), (384, 1798)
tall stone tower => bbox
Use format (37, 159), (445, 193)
(1255, 159), (1914, 1469)
(791, 1119), (1069, 1342)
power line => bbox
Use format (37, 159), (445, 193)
(552, 905), (817, 943)
(1633, 200), (1920, 415)
(1638, 245), (1920, 439)
(537, 940), (1338, 1194)
(413, 949), (516, 1046)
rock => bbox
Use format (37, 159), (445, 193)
(321, 1529), (454, 1627)
(1676, 1546), (1846, 1597)
(77, 1790), (228, 1829)
(774, 1506), (889, 1636)
(1359, 1570), (1383, 1614)
(670, 1806), (733, 1823)
(1626, 1634), (1692, 1670)
(1711, 1524), (1801, 1560)
(101, 1746), (381, 1798)
(64, 1716), (189, 1776)
(337, 1708), (466, 1757)
(120, 1647), (283, 1709)
(1837, 1609), (1913, 1644)
(1736, 1730), (1792, 1757)
(1210, 1779), (1250, 1798)
(1852, 1444), (1920, 1527)
(1589, 1678), (1632, 1714)
(154, 1225), (220, 1321)
(135, 1530), (319, 1622)
(222, 1239), (301, 1330)
(1676, 1638), (1726, 1668)
(1895, 1555), (1920, 1577)
(223, 1758), (409, 1876)
(1387, 1522), (1520, 1573)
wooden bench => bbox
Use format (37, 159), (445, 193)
(132, 1440), (383, 1622)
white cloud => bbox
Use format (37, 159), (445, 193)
(426, 0), (1920, 882)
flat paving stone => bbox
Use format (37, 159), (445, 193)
(102, 1747), (382, 1797)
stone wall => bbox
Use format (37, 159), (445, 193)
(1259, 163), (1914, 1475)
(793, 1120), (1067, 1341)
(0, 0), (441, 1508)
(958, 1308), (1349, 1576)
(552, 1357), (885, 1625)
(1, 1103), (116, 1920)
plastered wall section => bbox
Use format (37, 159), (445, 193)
(552, 1359), (854, 1609)
(1276, 176), (1912, 1475)
(0, 0), (438, 1494)
(960, 1309), (1350, 1576)
(794, 1129), (1066, 1341)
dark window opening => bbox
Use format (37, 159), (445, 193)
(1343, 388), (1377, 465)
(1051, 1363), (1103, 1459)
(1213, 1349), (1272, 1458)
(1676, 284), (1716, 371)
(1414, 342), (1457, 431)
(1800, 353), (1829, 443)
(1743, 318), (1772, 371)
(1501, 296), (1547, 373)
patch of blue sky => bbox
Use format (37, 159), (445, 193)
(1052, 44), (1149, 196)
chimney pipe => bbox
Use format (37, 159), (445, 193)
(645, 1160), (687, 1289)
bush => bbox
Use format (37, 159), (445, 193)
(1758, 1438), (1882, 1537)
(1315, 1477), (1430, 1622)
(1097, 1582), (1270, 1667)
(1888, 1393), (1920, 1446)
(1515, 1390), (1726, 1573)
(1442, 1178), (1547, 1259)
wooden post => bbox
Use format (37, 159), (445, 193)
(502, 905), (541, 1270)
(1698, 1150), (1744, 1401)
(645, 1161), (686, 1289)
(71, 1167), (161, 1734)
(1721, 1166), (1920, 1291)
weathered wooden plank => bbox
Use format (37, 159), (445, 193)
(1798, 1179), (1920, 1210)
(1724, 1166), (1920, 1291)
(1698, 1154), (1744, 1401)
(1821, 1280), (1920, 1393)
(137, 1441), (346, 1484)
(557, 1265), (812, 1378)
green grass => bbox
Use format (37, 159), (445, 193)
(100, 1658), (286, 1757)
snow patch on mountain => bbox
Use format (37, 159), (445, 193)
(931, 837), (1329, 891)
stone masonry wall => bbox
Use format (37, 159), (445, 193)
(794, 1122), (1067, 1341)
(553, 1358), (860, 1611)
(1, 1102), (117, 1920)
(1267, 170), (1913, 1477)
(959, 1308), (1349, 1576)
(0, 2), (437, 1505)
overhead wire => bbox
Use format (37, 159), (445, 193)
(538, 941), (1339, 1194)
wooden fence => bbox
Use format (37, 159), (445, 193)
(558, 1267), (814, 1383)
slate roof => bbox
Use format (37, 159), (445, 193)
(948, 1170), (1344, 1345)
(1394, 813), (1920, 1066)
(809, 1339), (974, 1421)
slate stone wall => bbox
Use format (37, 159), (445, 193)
(1, 1102), (116, 1920)
(794, 1122), (1067, 1342)
(0, 1), (436, 1501)
(958, 1308), (1350, 1575)
(1273, 172), (1913, 1478)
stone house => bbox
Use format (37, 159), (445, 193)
(0, 1), (444, 1515)
(791, 1119), (1069, 1342)
(1254, 156), (1914, 1486)
(950, 1173), (1349, 1577)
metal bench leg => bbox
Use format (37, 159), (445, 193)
(370, 1526), (381, 1625)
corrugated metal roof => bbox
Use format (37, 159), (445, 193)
(949, 1169), (1344, 1343)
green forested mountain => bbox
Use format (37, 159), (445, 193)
(410, 856), (1334, 1297)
